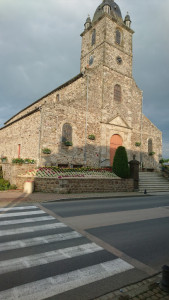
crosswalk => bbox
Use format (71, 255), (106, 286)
(0, 205), (134, 299)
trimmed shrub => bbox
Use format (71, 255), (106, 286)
(112, 146), (130, 178)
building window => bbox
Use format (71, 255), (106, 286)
(148, 139), (153, 153)
(91, 29), (96, 46)
(116, 29), (121, 45)
(103, 5), (110, 14)
(114, 84), (121, 102)
(56, 94), (60, 101)
(89, 55), (94, 66)
(62, 123), (72, 143)
(18, 144), (21, 158)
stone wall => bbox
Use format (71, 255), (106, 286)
(2, 163), (35, 186)
(16, 176), (134, 193)
(0, 111), (40, 163)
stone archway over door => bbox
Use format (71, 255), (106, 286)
(110, 134), (123, 165)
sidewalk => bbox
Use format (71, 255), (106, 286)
(95, 273), (169, 299)
(0, 190), (168, 299)
(0, 190), (143, 207)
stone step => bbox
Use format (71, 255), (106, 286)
(139, 172), (169, 192)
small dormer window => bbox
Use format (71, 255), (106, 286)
(103, 5), (110, 14)
(116, 29), (121, 45)
(91, 29), (96, 46)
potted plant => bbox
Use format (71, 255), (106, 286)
(1, 156), (7, 163)
(135, 142), (141, 147)
(42, 148), (51, 154)
(149, 151), (155, 156)
(88, 134), (96, 140)
(64, 141), (73, 146)
(12, 158), (24, 164)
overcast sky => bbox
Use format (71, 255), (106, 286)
(0, 0), (169, 157)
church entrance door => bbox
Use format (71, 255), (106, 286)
(110, 134), (122, 166)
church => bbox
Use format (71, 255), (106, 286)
(0, 0), (162, 169)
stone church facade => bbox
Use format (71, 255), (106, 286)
(0, 0), (162, 169)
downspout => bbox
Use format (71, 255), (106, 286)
(140, 94), (143, 169)
(84, 73), (89, 165)
(37, 106), (43, 167)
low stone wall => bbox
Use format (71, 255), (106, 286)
(2, 163), (35, 186)
(16, 176), (134, 193)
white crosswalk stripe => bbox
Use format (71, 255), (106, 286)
(0, 206), (37, 212)
(0, 205), (135, 299)
(0, 259), (134, 300)
(0, 210), (45, 218)
(0, 243), (103, 274)
(0, 231), (82, 251)
(0, 215), (55, 226)
(0, 222), (67, 236)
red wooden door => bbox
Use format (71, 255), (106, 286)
(110, 135), (122, 165)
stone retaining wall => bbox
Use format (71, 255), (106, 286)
(2, 163), (35, 186)
(16, 176), (134, 193)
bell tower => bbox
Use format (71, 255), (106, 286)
(80, 0), (134, 78)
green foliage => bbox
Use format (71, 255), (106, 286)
(149, 152), (155, 156)
(88, 134), (96, 140)
(159, 158), (169, 164)
(112, 146), (130, 178)
(12, 158), (35, 164)
(24, 159), (36, 164)
(12, 158), (24, 164)
(42, 148), (51, 154)
(9, 184), (17, 190)
(0, 179), (17, 190)
(0, 178), (10, 190)
(64, 141), (73, 146)
(135, 142), (141, 147)
(0, 166), (3, 178)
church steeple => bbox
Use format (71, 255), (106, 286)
(80, 0), (134, 76)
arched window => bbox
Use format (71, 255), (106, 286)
(91, 29), (96, 46)
(148, 139), (153, 153)
(116, 29), (121, 45)
(114, 84), (121, 102)
(62, 123), (72, 143)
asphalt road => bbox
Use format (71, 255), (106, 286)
(0, 194), (169, 299)
(42, 195), (169, 271)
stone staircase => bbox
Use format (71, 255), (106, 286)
(139, 171), (169, 193)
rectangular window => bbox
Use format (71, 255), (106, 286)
(18, 144), (21, 158)
(56, 94), (60, 101)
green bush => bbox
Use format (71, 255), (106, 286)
(112, 146), (130, 178)
(9, 184), (17, 190)
(0, 178), (10, 190)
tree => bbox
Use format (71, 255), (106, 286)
(112, 146), (130, 178)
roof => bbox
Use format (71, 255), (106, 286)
(4, 73), (83, 125)
(93, 0), (122, 23)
